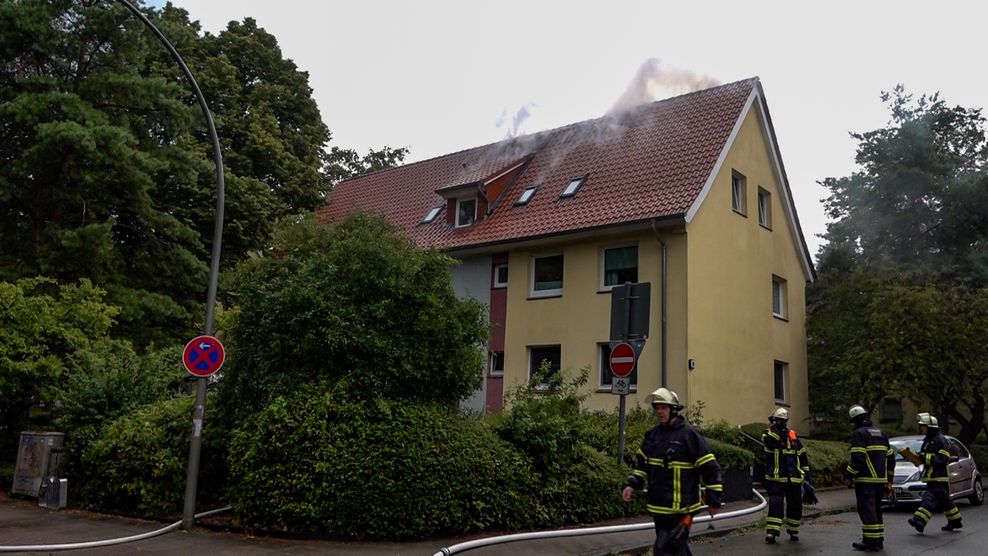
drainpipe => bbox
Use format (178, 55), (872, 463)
(649, 220), (667, 387)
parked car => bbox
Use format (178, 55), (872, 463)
(884, 435), (984, 507)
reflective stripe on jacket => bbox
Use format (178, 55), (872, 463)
(763, 426), (809, 483)
(626, 416), (724, 515)
(919, 431), (951, 483)
(846, 423), (895, 484)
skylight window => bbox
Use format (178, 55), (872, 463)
(422, 205), (442, 223)
(560, 176), (586, 198)
(515, 185), (538, 206)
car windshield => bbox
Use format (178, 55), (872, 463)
(890, 439), (923, 461)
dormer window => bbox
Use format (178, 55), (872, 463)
(515, 185), (538, 206)
(422, 205), (442, 223)
(560, 176), (586, 198)
(456, 197), (477, 227)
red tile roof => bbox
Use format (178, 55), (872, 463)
(318, 78), (760, 251)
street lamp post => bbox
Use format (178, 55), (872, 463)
(114, 0), (225, 530)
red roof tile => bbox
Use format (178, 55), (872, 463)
(318, 78), (759, 250)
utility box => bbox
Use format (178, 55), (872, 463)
(11, 431), (64, 497)
(38, 477), (68, 509)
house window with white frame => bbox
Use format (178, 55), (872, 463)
(601, 245), (638, 289)
(528, 345), (561, 386)
(757, 187), (772, 229)
(515, 185), (538, 205)
(599, 342), (638, 390)
(531, 254), (563, 297)
(456, 197), (477, 227)
(422, 205), (442, 223)
(492, 263), (508, 288)
(560, 176), (586, 198)
(772, 275), (788, 319)
(731, 171), (747, 215)
(774, 360), (789, 404)
(489, 351), (504, 377)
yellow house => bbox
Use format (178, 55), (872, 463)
(319, 78), (815, 427)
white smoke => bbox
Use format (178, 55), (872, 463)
(608, 57), (720, 114)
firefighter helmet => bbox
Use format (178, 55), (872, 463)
(769, 408), (789, 422)
(917, 413), (939, 428)
(649, 387), (683, 410)
(848, 405), (868, 422)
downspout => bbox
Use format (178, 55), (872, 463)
(649, 219), (668, 387)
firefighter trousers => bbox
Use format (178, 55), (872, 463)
(766, 481), (802, 536)
(913, 482), (961, 527)
(652, 514), (692, 556)
(854, 483), (885, 545)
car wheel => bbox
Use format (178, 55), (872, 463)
(970, 477), (984, 506)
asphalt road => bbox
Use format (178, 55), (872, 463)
(696, 501), (987, 555)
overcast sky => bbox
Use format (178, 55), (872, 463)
(162, 0), (988, 260)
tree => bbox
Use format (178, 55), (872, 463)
(820, 86), (988, 286)
(220, 213), (487, 422)
(0, 277), (119, 451)
(325, 144), (409, 186)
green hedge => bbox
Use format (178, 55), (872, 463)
(969, 444), (988, 475)
(74, 393), (225, 518)
(228, 390), (543, 539)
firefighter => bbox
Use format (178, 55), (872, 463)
(622, 388), (724, 555)
(846, 404), (895, 552)
(907, 413), (962, 534)
(762, 407), (809, 543)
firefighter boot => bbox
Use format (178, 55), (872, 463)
(942, 519), (963, 532)
(764, 532), (777, 544)
(851, 539), (881, 552)
(908, 516), (925, 533)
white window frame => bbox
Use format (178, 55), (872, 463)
(528, 345), (561, 388)
(530, 253), (564, 298)
(600, 243), (639, 290)
(774, 360), (789, 404)
(772, 275), (788, 319)
(455, 197), (477, 228)
(731, 171), (747, 215)
(757, 187), (772, 229)
(489, 350), (505, 377)
(493, 263), (508, 289)
(422, 205), (442, 223)
(515, 185), (538, 205)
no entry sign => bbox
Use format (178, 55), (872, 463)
(609, 341), (636, 378)
(183, 335), (225, 377)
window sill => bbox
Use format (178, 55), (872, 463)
(732, 209), (748, 218)
(528, 294), (562, 300)
(772, 314), (789, 323)
(759, 223), (772, 231)
(774, 401), (791, 408)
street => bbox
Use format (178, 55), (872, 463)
(695, 501), (987, 554)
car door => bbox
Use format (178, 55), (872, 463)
(946, 438), (972, 496)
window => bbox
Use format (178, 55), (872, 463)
(601, 245), (638, 288)
(731, 171), (747, 215)
(757, 187), (772, 228)
(456, 197), (477, 227)
(531, 254), (563, 297)
(528, 345), (561, 386)
(774, 360), (789, 404)
(489, 351), (504, 377)
(879, 397), (903, 423)
(772, 275), (788, 319)
(493, 263), (508, 288)
(422, 205), (442, 223)
(948, 438), (968, 459)
(599, 343), (638, 390)
(560, 176), (586, 198)
(515, 185), (538, 205)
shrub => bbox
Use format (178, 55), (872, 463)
(228, 389), (542, 539)
(968, 444), (988, 475)
(74, 393), (225, 518)
(802, 438), (850, 486)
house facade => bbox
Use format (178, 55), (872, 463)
(319, 78), (815, 427)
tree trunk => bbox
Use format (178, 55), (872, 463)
(952, 395), (985, 446)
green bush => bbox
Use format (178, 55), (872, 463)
(708, 438), (755, 470)
(228, 389), (542, 539)
(803, 438), (849, 485)
(969, 444), (988, 475)
(75, 393), (225, 518)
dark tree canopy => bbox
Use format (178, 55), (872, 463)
(0, 1), (405, 346)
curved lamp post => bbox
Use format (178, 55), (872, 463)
(115, 0), (225, 530)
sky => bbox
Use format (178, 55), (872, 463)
(159, 0), (988, 260)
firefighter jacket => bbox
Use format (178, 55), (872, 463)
(919, 430), (951, 483)
(846, 422), (895, 484)
(762, 424), (809, 484)
(626, 416), (724, 516)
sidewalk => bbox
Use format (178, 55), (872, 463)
(0, 487), (856, 555)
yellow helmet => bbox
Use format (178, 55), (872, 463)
(848, 405), (868, 421)
(917, 413), (939, 428)
(649, 387), (683, 410)
(769, 408), (789, 421)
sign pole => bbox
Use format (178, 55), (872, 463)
(617, 393), (627, 465)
